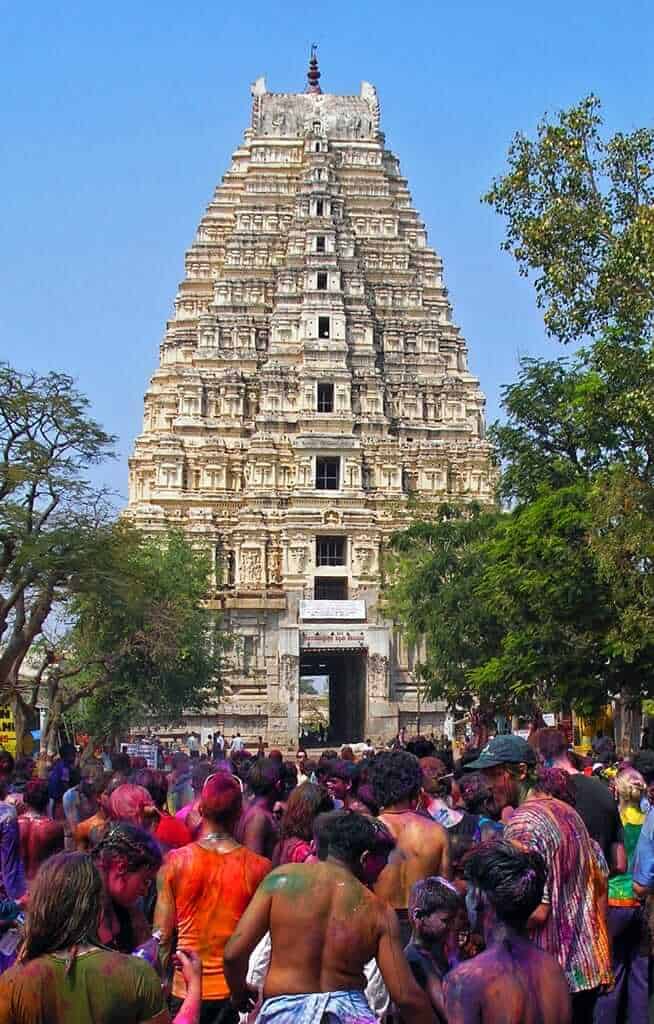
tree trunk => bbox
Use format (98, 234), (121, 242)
(41, 675), (63, 756)
(79, 736), (99, 768)
(11, 695), (27, 759)
(624, 699), (643, 756)
(614, 692), (643, 757)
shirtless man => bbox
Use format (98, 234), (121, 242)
(235, 757), (281, 859)
(18, 780), (65, 881)
(444, 840), (571, 1024)
(224, 811), (435, 1024)
(370, 751), (450, 944)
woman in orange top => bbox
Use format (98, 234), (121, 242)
(154, 772), (271, 1022)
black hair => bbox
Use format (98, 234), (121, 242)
(321, 810), (377, 867)
(321, 759), (359, 784)
(92, 821), (162, 873)
(132, 768), (168, 810)
(318, 750), (339, 763)
(409, 876), (463, 919)
(369, 750), (422, 808)
(457, 772), (492, 815)
(24, 780), (49, 813)
(280, 761), (298, 799)
(464, 839), (547, 929)
(460, 749), (481, 769)
(247, 757), (282, 797)
(313, 810), (344, 860)
(634, 750), (654, 785)
(406, 737), (436, 759)
(111, 752), (131, 775)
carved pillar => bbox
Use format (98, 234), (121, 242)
(273, 628), (299, 746)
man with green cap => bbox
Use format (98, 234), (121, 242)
(466, 735), (612, 1024)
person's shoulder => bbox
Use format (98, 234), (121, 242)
(571, 773), (612, 801)
(404, 810), (447, 845)
(445, 954), (488, 991)
(0, 954), (57, 993)
(242, 845), (273, 873)
(506, 799), (554, 830)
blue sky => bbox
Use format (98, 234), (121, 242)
(2, 1), (652, 499)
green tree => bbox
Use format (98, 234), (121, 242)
(471, 483), (654, 716)
(0, 364), (225, 753)
(384, 505), (504, 711)
(0, 363), (115, 747)
(56, 527), (224, 754)
(492, 331), (654, 503)
(484, 96), (654, 343)
(384, 99), (654, 734)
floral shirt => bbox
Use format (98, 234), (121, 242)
(505, 795), (612, 993)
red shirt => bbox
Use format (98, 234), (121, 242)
(154, 813), (192, 850)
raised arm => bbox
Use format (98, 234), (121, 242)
(376, 906), (436, 1024)
(224, 876), (274, 1009)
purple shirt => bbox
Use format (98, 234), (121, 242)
(0, 802), (25, 900)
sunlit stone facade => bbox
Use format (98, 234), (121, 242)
(127, 59), (493, 746)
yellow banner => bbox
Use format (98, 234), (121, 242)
(0, 705), (16, 757)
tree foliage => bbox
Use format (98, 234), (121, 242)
(0, 364), (116, 738)
(484, 96), (654, 343)
(492, 331), (654, 503)
(386, 99), (654, 724)
(59, 527), (224, 749)
(384, 505), (503, 711)
(0, 363), (224, 751)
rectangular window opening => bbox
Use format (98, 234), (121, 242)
(316, 236), (326, 253)
(318, 316), (330, 339)
(316, 199), (324, 216)
(317, 381), (334, 412)
(315, 457), (339, 490)
(314, 577), (348, 600)
(316, 536), (346, 566)
(317, 271), (328, 291)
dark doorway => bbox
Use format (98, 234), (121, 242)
(299, 649), (366, 744)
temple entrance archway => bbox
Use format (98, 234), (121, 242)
(299, 649), (366, 745)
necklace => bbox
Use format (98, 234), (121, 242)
(202, 831), (233, 842)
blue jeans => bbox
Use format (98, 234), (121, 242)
(594, 905), (649, 1024)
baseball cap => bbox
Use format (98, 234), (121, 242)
(464, 735), (537, 771)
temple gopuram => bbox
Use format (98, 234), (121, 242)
(127, 53), (493, 747)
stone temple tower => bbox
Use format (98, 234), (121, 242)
(128, 54), (493, 747)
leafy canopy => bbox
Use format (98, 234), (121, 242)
(485, 96), (654, 343)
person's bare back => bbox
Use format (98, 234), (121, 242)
(224, 813), (435, 1024)
(235, 800), (278, 860)
(266, 862), (386, 994)
(444, 937), (571, 1024)
(375, 810), (450, 909)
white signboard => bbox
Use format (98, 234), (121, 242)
(300, 599), (366, 621)
(125, 741), (158, 769)
(302, 630), (367, 650)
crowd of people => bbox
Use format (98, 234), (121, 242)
(0, 727), (652, 1023)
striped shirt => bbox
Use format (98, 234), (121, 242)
(505, 795), (612, 993)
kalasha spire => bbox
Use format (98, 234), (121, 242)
(306, 44), (322, 94)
